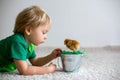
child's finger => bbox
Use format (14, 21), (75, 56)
(56, 53), (61, 57)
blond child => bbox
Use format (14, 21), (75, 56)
(0, 6), (61, 75)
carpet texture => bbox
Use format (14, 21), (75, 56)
(0, 46), (120, 80)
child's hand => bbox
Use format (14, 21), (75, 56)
(48, 63), (56, 73)
(50, 48), (62, 59)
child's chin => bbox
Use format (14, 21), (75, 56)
(37, 42), (44, 45)
(40, 41), (44, 44)
(34, 43), (40, 46)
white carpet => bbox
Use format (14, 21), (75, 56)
(0, 46), (120, 80)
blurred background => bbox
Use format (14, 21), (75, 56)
(0, 0), (120, 47)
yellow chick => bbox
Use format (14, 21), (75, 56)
(64, 38), (80, 51)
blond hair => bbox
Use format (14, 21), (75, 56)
(13, 6), (50, 34)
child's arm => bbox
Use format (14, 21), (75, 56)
(29, 48), (61, 66)
(29, 55), (53, 66)
(14, 59), (56, 75)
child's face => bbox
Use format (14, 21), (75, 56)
(26, 24), (50, 46)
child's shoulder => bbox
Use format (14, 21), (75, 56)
(10, 33), (24, 41)
(0, 33), (25, 44)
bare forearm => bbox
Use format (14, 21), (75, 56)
(19, 65), (50, 75)
(14, 59), (56, 75)
(30, 54), (53, 66)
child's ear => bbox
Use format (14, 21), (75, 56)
(25, 26), (31, 35)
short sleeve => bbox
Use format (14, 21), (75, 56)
(11, 42), (27, 60)
(28, 50), (36, 59)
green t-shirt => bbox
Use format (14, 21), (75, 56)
(0, 33), (36, 72)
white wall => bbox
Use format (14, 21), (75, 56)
(0, 0), (120, 47)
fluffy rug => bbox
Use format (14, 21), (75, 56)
(0, 46), (120, 80)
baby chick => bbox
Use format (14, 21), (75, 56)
(64, 38), (80, 51)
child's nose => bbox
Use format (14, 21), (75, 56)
(44, 37), (47, 40)
(44, 34), (47, 40)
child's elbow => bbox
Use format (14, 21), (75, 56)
(19, 70), (29, 75)
(18, 68), (32, 75)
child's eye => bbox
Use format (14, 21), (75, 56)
(42, 31), (46, 34)
(42, 32), (45, 34)
(42, 30), (48, 35)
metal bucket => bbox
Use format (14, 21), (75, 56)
(61, 54), (82, 72)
